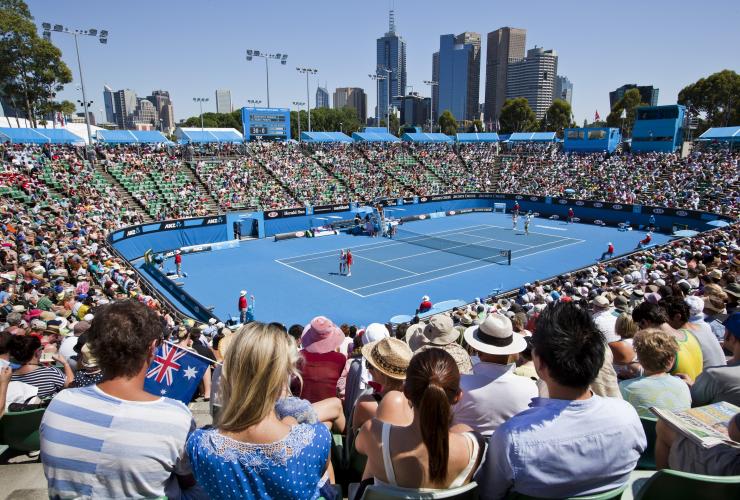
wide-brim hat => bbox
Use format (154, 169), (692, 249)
(301, 316), (345, 354)
(464, 313), (527, 355)
(361, 337), (412, 380)
(240, 290), (247, 296)
(591, 294), (611, 309)
(362, 322), (390, 345)
(423, 314), (459, 346)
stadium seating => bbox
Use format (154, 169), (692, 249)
(0, 408), (46, 452)
(632, 469), (740, 499)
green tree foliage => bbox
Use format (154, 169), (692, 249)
(498, 98), (538, 133)
(0, 0), (73, 126)
(467, 119), (484, 133)
(678, 70), (740, 134)
(540, 99), (573, 137)
(438, 110), (458, 136)
(183, 109), (243, 131)
(388, 112), (400, 136)
(606, 88), (644, 137)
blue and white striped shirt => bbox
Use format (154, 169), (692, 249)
(40, 385), (195, 499)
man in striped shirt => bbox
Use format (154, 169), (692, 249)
(40, 300), (199, 499)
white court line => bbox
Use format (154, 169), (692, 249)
(278, 224), (492, 264)
(274, 259), (365, 297)
(534, 224), (568, 231)
(361, 238), (586, 297)
(353, 254), (419, 275)
(355, 237), (586, 292)
(481, 224), (576, 241)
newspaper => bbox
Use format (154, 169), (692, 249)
(651, 401), (740, 449)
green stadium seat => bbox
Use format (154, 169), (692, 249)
(508, 482), (628, 500)
(0, 408), (46, 452)
(632, 469), (740, 500)
(637, 417), (657, 470)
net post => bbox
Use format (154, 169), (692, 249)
(508, 250), (512, 266)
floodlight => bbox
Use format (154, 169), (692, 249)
(253, 50), (261, 56)
(275, 53), (281, 58)
(43, 31), (50, 41)
(88, 29), (97, 36)
(281, 60), (286, 65)
(53, 24), (63, 32)
(100, 30), (108, 38)
(246, 56), (252, 61)
(99, 38), (107, 44)
(282, 54), (288, 59)
(246, 49), (253, 55)
(42, 23), (51, 30)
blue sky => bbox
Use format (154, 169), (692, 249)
(27, 0), (740, 125)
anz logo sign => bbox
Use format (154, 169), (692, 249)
(204, 217), (223, 225)
(124, 227), (141, 237)
(162, 221), (184, 230)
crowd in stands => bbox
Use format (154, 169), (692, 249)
(358, 143), (441, 197)
(0, 140), (739, 498)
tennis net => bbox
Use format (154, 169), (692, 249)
(393, 226), (512, 265)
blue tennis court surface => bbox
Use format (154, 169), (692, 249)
(276, 223), (584, 297)
(149, 212), (673, 327)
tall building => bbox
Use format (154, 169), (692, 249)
(484, 27), (526, 124)
(437, 32), (481, 123)
(131, 98), (158, 129)
(113, 89), (137, 129)
(375, 9), (406, 122)
(554, 76), (573, 105)
(333, 87), (367, 122)
(506, 47), (558, 120)
(431, 51), (439, 120)
(147, 90), (175, 132)
(398, 92), (431, 128)
(609, 84), (659, 109)
(215, 89), (232, 114)
(103, 85), (116, 124)
(316, 86), (330, 109)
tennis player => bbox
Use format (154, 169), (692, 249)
(346, 249), (353, 277)
(524, 212), (532, 235)
(174, 250), (182, 276)
(339, 249), (346, 275)
(512, 212), (518, 231)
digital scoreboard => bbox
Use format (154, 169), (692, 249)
(241, 107), (291, 141)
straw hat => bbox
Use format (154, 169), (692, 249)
(362, 337), (412, 380)
(463, 313), (527, 355)
(422, 315), (460, 346)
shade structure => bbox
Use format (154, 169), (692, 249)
(96, 130), (171, 144)
(175, 128), (243, 144)
(698, 126), (740, 141)
(300, 131), (353, 143)
(508, 132), (557, 142)
(0, 127), (85, 145)
(456, 133), (500, 143)
(401, 132), (453, 143)
(352, 131), (400, 142)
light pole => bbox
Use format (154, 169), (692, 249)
(376, 67), (392, 132)
(296, 67), (318, 132)
(193, 97), (208, 131)
(368, 73), (387, 128)
(42, 23), (108, 146)
(246, 49), (288, 108)
(339, 122), (343, 134)
(292, 101), (305, 141)
(424, 80), (438, 132)
(247, 99), (262, 108)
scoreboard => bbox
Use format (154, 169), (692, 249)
(241, 107), (291, 141)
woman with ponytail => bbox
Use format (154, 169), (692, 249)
(356, 348), (484, 490)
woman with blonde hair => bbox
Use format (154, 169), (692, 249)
(613, 313), (642, 379)
(187, 322), (334, 499)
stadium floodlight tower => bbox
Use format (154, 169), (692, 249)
(368, 73), (387, 131)
(296, 67), (318, 132)
(246, 50), (288, 108)
(292, 101), (305, 141)
(42, 23), (108, 148)
(192, 97), (209, 131)
(247, 99), (262, 108)
(423, 80), (438, 132)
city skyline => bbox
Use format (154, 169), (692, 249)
(26, 0), (740, 126)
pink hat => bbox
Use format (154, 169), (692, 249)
(301, 316), (345, 354)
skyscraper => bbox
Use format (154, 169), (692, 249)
(131, 98), (158, 129)
(398, 93), (431, 128)
(316, 86), (330, 108)
(554, 76), (573, 105)
(147, 90), (175, 132)
(484, 27), (526, 124)
(375, 9), (406, 123)
(437, 32), (481, 123)
(215, 89), (232, 114)
(113, 89), (137, 129)
(103, 85), (116, 124)
(609, 84), (659, 109)
(506, 47), (558, 120)
(333, 87), (367, 122)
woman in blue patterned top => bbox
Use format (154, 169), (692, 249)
(187, 322), (333, 499)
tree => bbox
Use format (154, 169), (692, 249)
(467, 119), (484, 133)
(438, 110), (458, 136)
(498, 98), (538, 133)
(678, 70), (740, 134)
(388, 112), (400, 136)
(540, 99), (573, 137)
(0, 1), (73, 126)
(606, 88), (644, 138)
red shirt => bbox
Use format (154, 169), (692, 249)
(175, 254), (182, 264)
(346, 252), (353, 265)
(568, 209), (574, 217)
(608, 244), (614, 253)
(419, 300), (433, 312)
(298, 350), (347, 403)
(238, 296), (247, 309)
(642, 235), (652, 244)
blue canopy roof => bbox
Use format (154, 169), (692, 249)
(301, 131), (353, 143)
(508, 132), (557, 142)
(698, 126), (740, 141)
(352, 131), (400, 142)
(96, 130), (171, 144)
(175, 128), (243, 144)
(0, 127), (85, 145)
(456, 132), (500, 143)
(401, 132), (453, 143)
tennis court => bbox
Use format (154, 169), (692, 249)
(276, 222), (585, 297)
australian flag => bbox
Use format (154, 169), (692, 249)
(144, 342), (210, 404)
